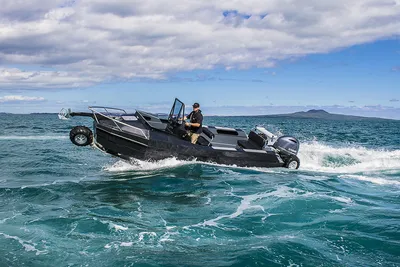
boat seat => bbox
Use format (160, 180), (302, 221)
(197, 136), (211, 146)
(202, 127), (215, 139)
(194, 127), (214, 146)
(237, 131), (265, 150)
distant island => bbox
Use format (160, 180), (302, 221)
(260, 109), (395, 121)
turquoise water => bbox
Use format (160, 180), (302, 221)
(0, 114), (399, 266)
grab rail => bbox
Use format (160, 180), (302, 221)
(89, 106), (127, 116)
(88, 106), (149, 140)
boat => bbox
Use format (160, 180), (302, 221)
(58, 98), (300, 169)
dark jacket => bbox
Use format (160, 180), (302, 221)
(187, 110), (203, 134)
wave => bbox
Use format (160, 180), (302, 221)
(4, 125), (29, 129)
(298, 141), (400, 173)
(104, 158), (192, 172)
(93, 217), (129, 231)
(338, 174), (400, 186)
(0, 135), (68, 140)
(0, 233), (47, 255)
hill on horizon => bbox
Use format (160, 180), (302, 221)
(259, 109), (395, 121)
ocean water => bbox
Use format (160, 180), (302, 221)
(0, 114), (399, 267)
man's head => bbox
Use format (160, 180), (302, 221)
(192, 102), (200, 111)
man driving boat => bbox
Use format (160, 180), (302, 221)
(184, 102), (203, 144)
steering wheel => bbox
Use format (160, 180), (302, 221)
(168, 117), (179, 128)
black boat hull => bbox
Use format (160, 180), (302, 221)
(63, 100), (300, 169)
(95, 124), (285, 168)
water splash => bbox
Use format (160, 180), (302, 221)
(101, 140), (400, 186)
(298, 141), (400, 173)
(103, 157), (191, 172)
(104, 141), (400, 175)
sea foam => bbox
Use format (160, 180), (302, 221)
(298, 141), (400, 173)
(104, 157), (190, 172)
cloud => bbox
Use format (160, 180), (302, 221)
(390, 98), (399, 102)
(0, 95), (46, 103)
(0, 0), (64, 21)
(1, 0), (400, 89)
(0, 68), (102, 89)
(392, 66), (400, 72)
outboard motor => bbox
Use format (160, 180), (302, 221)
(273, 136), (300, 169)
(255, 127), (301, 169)
(273, 136), (299, 156)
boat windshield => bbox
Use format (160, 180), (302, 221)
(168, 98), (185, 124)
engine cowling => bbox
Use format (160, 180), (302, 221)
(273, 136), (300, 156)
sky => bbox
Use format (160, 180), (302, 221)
(0, 0), (399, 118)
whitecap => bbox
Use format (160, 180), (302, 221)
(120, 242), (133, 247)
(138, 232), (157, 241)
(329, 196), (353, 204)
(339, 174), (400, 186)
(110, 223), (128, 231)
(0, 233), (47, 255)
(95, 218), (128, 231)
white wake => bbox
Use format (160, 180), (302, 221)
(298, 141), (400, 173)
(103, 141), (400, 186)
